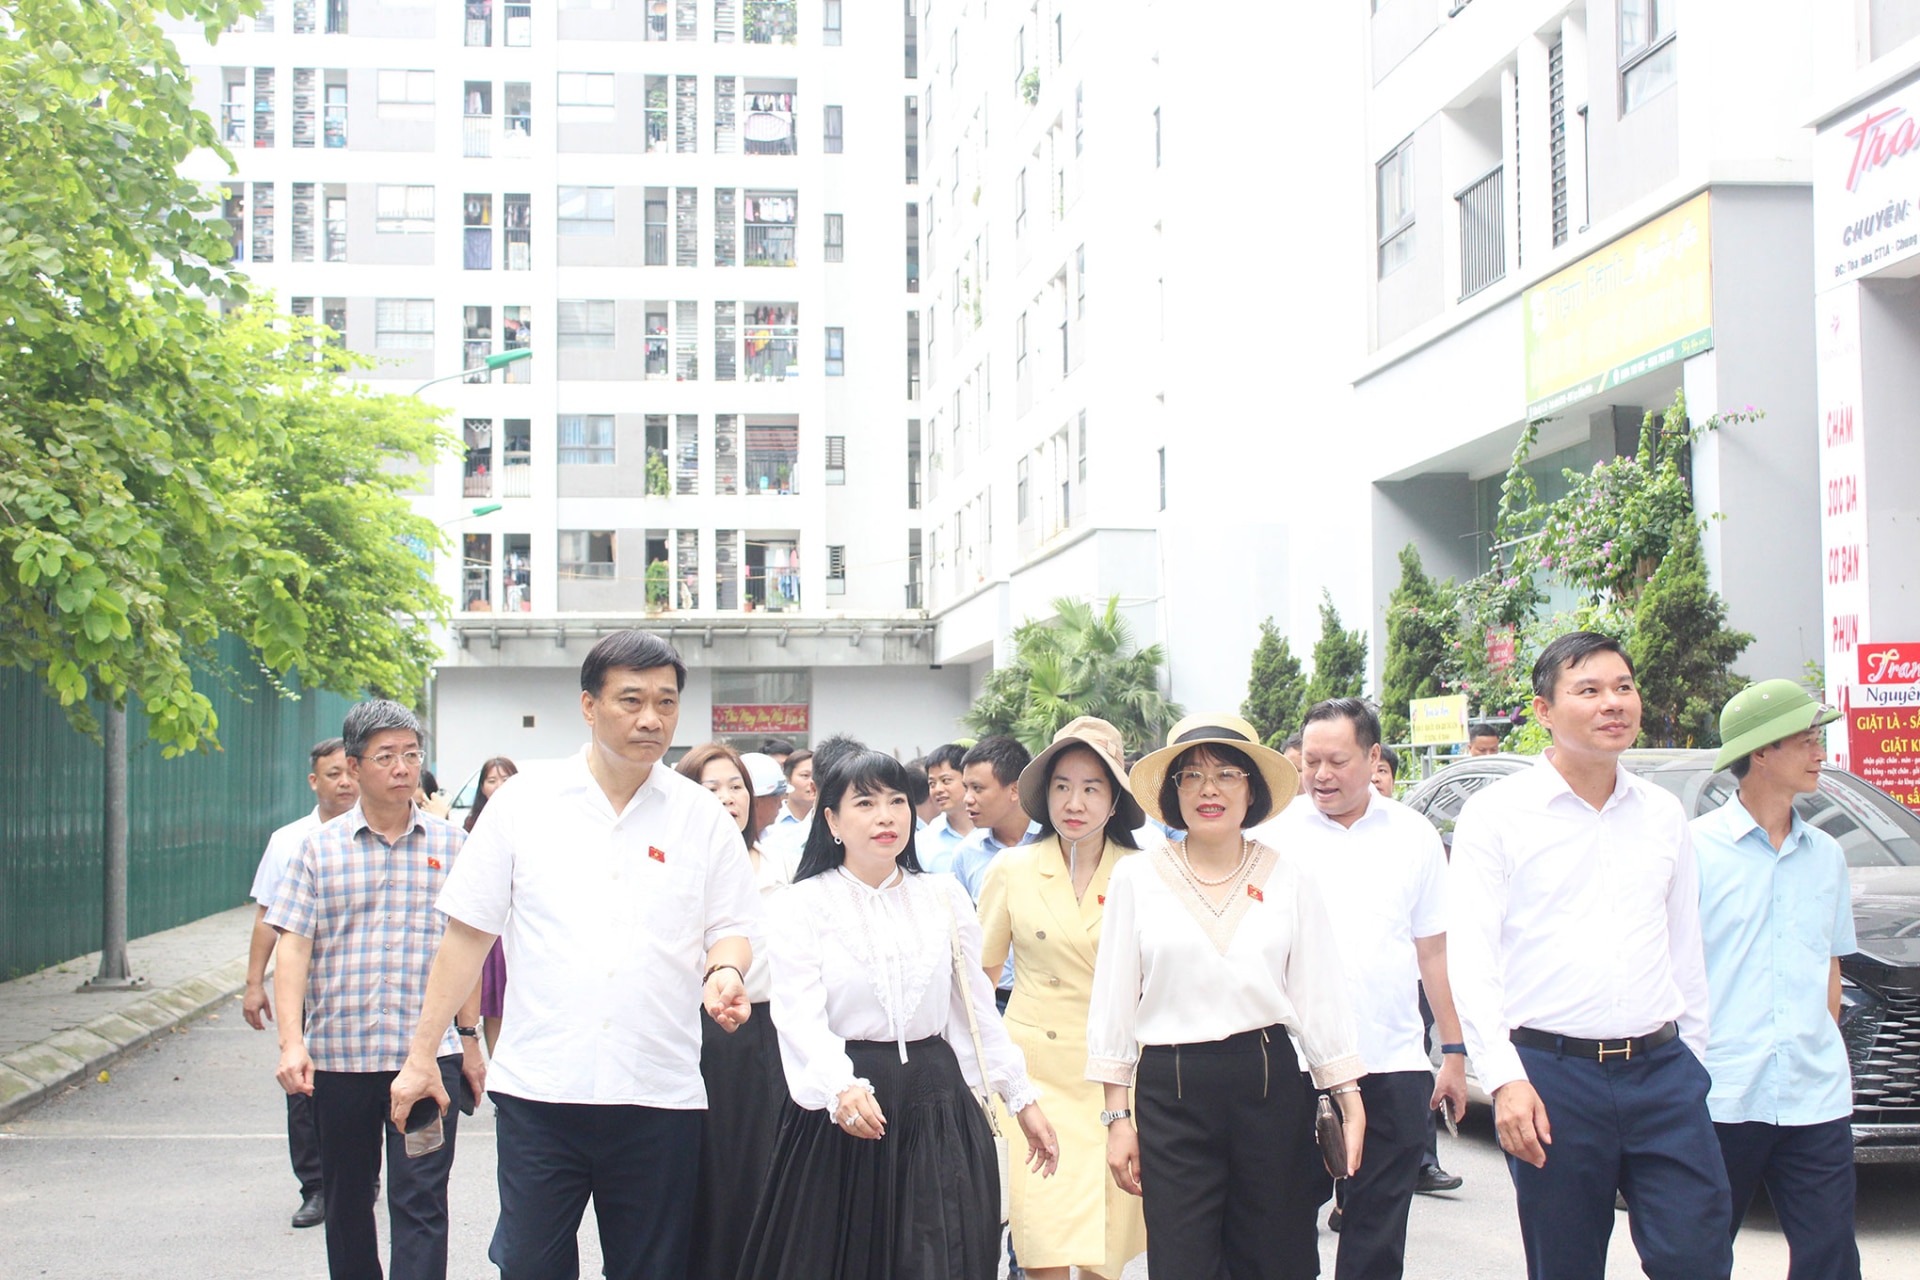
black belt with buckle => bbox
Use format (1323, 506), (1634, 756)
(1509, 1021), (1677, 1063)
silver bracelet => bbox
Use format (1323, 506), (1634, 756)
(1329, 1084), (1361, 1096)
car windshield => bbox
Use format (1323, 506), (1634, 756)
(1637, 766), (1920, 868)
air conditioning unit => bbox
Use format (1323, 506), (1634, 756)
(717, 545), (736, 564)
(715, 435), (735, 453)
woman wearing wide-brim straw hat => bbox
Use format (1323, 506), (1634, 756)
(1086, 712), (1368, 1279)
(977, 717), (1151, 1280)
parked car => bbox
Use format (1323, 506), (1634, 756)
(1403, 749), (1920, 1164)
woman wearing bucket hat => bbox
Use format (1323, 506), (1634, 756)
(1087, 713), (1366, 1279)
(976, 717), (1151, 1280)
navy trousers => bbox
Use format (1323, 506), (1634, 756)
(1508, 1037), (1731, 1280)
(1715, 1118), (1861, 1280)
(489, 1092), (702, 1280)
(1334, 1070), (1429, 1280)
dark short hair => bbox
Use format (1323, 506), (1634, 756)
(1531, 630), (1634, 702)
(810, 734), (863, 782)
(904, 764), (931, 808)
(342, 700), (423, 759)
(760, 737), (796, 756)
(309, 738), (346, 768)
(782, 748), (814, 779)
(581, 629), (686, 696)
(1033, 742), (1140, 849)
(1379, 746), (1401, 778)
(1470, 726), (1502, 743)
(1281, 732), (1304, 753)
(924, 743), (969, 773)
(1160, 743), (1275, 830)
(1303, 698), (1382, 752)
(677, 742), (754, 852)
(961, 735), (1031, 787)
(795, 744), (924, 881)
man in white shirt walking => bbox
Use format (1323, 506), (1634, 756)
(389, 630), (763, 1280)
(1253, 698), (1468, 1280)
(240, 737), (359, 1230)
(1449, 631), (1730, 1280)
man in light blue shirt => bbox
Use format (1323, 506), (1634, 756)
(949, 736), (1039, 1008)
(1692, 679), (1860, 1280)
(916, 743), (977, 874)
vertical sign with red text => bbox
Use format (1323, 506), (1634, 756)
(1817, 283), (1871, 768)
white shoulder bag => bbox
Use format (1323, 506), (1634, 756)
(945, 892), (1012, 1225)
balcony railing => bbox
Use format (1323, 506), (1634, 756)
(501, 455), (532, 497)
(744, 225), (796, 267)
(646, 223), (668, 265)
(743, 337), (798, 382)
(464, 470), (492, 498)
(1456, 165), (1506, 301)
(463, 115), (491, 157)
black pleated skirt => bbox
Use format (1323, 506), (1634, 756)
(690, 1003), (788, 1280)
(734, 1034), (1001, 1280)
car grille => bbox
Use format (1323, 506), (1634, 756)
(1847, 987), (1920, 1116)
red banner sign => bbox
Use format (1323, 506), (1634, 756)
(1485, 626), (1517, 674)
(1847, 701), (1920, 812)
(712, 704), (810, 735)
(1858, 642), (1920, 685)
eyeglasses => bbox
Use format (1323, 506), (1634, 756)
(363, 750), (426, 770)
(1173, 768), (1251, 793)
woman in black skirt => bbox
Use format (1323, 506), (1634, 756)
(677, 742), (793, 1280)
(736, 744), (1060, 1280)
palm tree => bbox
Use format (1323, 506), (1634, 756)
(962, 595), (1183, 756)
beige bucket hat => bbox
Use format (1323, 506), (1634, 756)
(1128, 712), (1300, 826)
(1017, 716), (1147, 832)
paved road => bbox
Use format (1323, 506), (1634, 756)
(2, 1005), (1915, 1278)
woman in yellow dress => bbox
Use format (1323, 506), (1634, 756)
(978, 716), (1151, 1280)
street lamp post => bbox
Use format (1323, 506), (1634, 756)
(413, 347), (532, 397)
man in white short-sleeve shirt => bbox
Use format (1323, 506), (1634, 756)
(390, 631), (762, 1280)
(1252, 698), (1469, 1280)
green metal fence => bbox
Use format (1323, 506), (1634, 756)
(0, 638), (358, 979)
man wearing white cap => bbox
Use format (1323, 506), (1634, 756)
(1691, 680), (1860, 1279)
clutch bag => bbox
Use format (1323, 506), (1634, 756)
(1316, 1093), (1351, 1179)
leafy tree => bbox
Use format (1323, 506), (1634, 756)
(1241, 617), (1309, 749)
(1629, 521), (1751, 749)
(1380, 545), (1457, 743)
(1303, 592), (1368, 710)
(0, 0), (448, 753)
(963, 595), (1183, 755)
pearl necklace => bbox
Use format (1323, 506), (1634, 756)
(1175, 837), (1252, 886)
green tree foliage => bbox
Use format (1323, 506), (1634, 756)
(1380, 545), (1457, 742)
(0, 0), (448, 754)
(1629, 521), (1751, 749)
(1304, 592), (1368, 710)
(1241, 617), (1309, 749)
(963, 596), (1183, 755)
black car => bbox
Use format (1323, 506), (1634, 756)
(1403, 749), (1920, 1164)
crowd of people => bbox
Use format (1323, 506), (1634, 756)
(242, 626), (1862, 1280)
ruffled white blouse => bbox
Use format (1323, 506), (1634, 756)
(768, 867), (1042, 1116)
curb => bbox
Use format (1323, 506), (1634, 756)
(0, 955), (249, 1125)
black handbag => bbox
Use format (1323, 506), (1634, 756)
(1316, 1093), (1351, 1179)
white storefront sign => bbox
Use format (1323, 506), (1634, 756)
(1814, 283), (1871, 769)
(1814, 77), (1920, 288)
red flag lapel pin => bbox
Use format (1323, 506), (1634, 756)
(1246, 884), (1263, 902)
(648, 846), (667, 863)
(427, 856), (442, 870)
(1097, 894), (1106, 905)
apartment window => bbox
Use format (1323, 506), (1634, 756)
(376, 70), (434, 121)
(676, 413), (699, 491)
(1075, 244), (1086, 318)
(824, 213), (845, 263)
(1075, 81), (1084, 155)
(644, 190), (669, 264)
(253, 69), (276, 148)
(905, 95), (919, 183)
(823, 105), (844, 154)
(504, 192), (532, 269)
(557, 72), (615, 123)
(1016, 456), (1030, 522)
(464, 305), (494, 381)
(291, 183), (316, 262)
(677, 75), (698, 152)
(558, 531), (616, 579)
(505, 81), (532, 144)
(744, 190), (798, 267)
(743, 303), (799, 381)
(463, 193), (492, 268)
(825, 327), (845, 376)
(743, 81), (797, 155)
(323, 80), (348, 148)
(743, 417), (800, 493)
(323, 186), (347, 261)
(558, 185), (615, 236)
(1153, 106), (1161, 166)
(715, 413), (739, 492)
(503, 307), (531, 381)
(744, 0), (797, 45)
(1377, 139), (1415, 278)
(826, 544), (846, 595)
(557, 299), (616, 349)
(677, 188), (699, 266)
(219, 186), (246, 263)
(251, 183), (275, 262)
(1619, 1), (1677, 114)
(292, 69), (320, 148)
(557, 414), (615, 464)
(1014, 167), (1028, 238)
(1157, 447), (1167, 511)
(823, 435), (846, 485)
(325, 0), (347, 34)
(1015, 312), (1027, 384)
(823, 0), (842, 44)
(374, 299), (434, 349)
(221, 69), (248, 147)
(646, 75), (669, 153)
(376, 184), (434, 234)
(466, 0), (492, 46)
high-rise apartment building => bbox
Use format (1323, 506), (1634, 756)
(168, 0), (971, 783)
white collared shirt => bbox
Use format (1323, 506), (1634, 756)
(1447, 752), (1710, 1093)
(250, 807), (322, 906)
(436, 746), (764, 1108)
(1252, 791), (1447, 1074)
(769, 868), (1039, 1115)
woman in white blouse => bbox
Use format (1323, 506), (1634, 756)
(1087, 713), (1367, 1279)
(736, 744), (1060, 1280)
(676, 743), (791, 1280)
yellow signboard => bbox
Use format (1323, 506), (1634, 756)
(1409, 695), (1470, 747)
(1523, 192), (1715, 418)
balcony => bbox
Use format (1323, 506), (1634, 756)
(744, 225), (796, 267)
(503, 1), (530, 45)
(743, 336), (798, 382)
(500, 453), (532, 497)
(464, 115), (491, 157)
(646, 223), (668, 266)
(1457, 165), (1506, 301)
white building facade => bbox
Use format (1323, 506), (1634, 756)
(167, 0), (971, 786)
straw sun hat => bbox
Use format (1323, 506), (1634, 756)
(1128, 713), (1300, 826)
(1017, 716), (1147, 832)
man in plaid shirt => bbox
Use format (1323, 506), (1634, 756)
(269, 700), (485, 1280)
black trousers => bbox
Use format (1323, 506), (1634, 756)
(311, 1056), (463, 1280)
(1417, 987), (1439, 1169)
(489, 1091), (702, 1280)
(1716, 1118), (1861, 1280)
(289, 1089), (324, 1196)
(1509, 1037), (1731, 1280)
(1137, 1027), (1317, 1280)
(1334, 1070), (1429, 1280)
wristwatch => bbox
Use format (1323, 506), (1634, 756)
(1440, 1042), (1467, 1056)
(455, 1025), (478, 1038)
(1099, 1108), (1132, 1127)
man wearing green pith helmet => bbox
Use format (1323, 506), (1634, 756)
(1690, 679), (1861, 1280)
